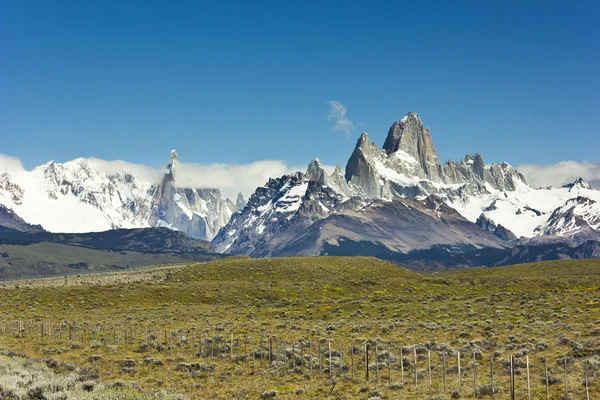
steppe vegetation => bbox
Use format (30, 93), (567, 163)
(1, 256), (599, 399)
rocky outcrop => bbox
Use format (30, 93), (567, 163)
(0, 205), (44, 232)
(475, 213), (517, 241)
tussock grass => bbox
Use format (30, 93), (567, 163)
(0, 256), (599, 399)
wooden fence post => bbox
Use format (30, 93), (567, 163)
(375, 343), (379, 384)
(365, 343), (369, 382)
(414, 348), (418, 387)
(458, 351), (461, 389)
(526, 355), (531, 400)
(585, 360), (590, 400)
(401, 348), (404, 385)
(544, 357), (549, 400)
(339, 343), (343, 376)
(473, 352), (477, 397)
(429, 350), (432, 391)
(319, 342), (322, 373)
(443, 354), (447, 393)
(388, 343), (392, 383)
(351, 345), (355, 378)
(328, 341), (332, 378)
(564, 356), (568, 399)
(510, 354), (515, 400)
(490, 354), (494, 400)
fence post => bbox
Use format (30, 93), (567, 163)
(375, 343), (379, 384)
(564, 356), (568, 399)
(365, 343), (369, 382)
(473, 352), (477, 397)
(490, 354), (494, 400)
(458, 351), (461, 389)
(339, 343), (343, 376)
(429, 350), (432, 391)
(401, 348), (404, 385)
(510, 354), (515, 400)
(414, 348), (418, 387)
(251, 336), (255, 373)
(388, 343), (392, 383)
(443, 354), (447, 393)
(544, 357), (549, 400)
(526, 355), (531, 400)
(319, 342), (322, 374)
(351, 345), (355, 378)
(329, 341), (333, 377)
(585, 360), (590, 400)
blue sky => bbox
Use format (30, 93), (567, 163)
(1, 0), (599, 171)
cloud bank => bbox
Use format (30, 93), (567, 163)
(517, 161), (600, 189)
(326, 100), (355, 135)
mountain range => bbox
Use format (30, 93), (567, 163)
(2, 111), (600, 271)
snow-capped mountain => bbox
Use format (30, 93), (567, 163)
(212, 160), (356, 256)
(534, 196), (600, 238)
(0, 151), (236, 240)
(214, 111), (600, 261)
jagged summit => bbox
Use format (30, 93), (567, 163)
(563, 177), (592, 191)
(381, 111), (444, 181)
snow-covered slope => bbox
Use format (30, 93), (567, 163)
(534, 196), (600, 237)
(0, 151), (236, 240)
(0, 159), (154, 232)
(448, 179), (600, 238)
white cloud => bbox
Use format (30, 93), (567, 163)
(326, 100), (355, 135)
(173, 160), (304, 200)
(517, 161), (600, 189)
(0, 154), (26, 174)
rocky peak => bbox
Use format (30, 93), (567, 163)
(382, 112), (444, 182)
(235, 192), (246, 211)
(345, 133), (381, 198)
(165, 149), (179, 182)
(563, 177), (592, 191)
(306, 158), (327, 184)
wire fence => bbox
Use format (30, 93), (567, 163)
(0, 320), (596, 399)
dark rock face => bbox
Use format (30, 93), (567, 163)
(476, 214), (517, 241)
(276, 196), (509, 257)
(0, 205), (44, 233)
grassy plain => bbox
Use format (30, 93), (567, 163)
(1, 256), (599, 399)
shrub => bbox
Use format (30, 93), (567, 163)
(260, 389), (278, 399)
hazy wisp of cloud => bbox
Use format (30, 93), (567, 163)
(517, 160), (600, 189)
(326, 100), (355, 135)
